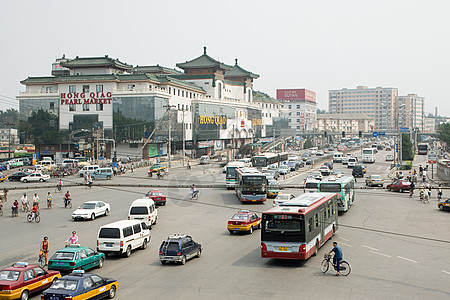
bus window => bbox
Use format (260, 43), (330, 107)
(308, 218), (313, 232)
(315, 214), (319, 228)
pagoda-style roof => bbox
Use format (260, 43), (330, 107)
(176, 47), (232, 70)
(60, 55), (133, 71)
(132, 65), (182, 75)
(253, 90), (281, 104)
(225, 59), (259, 79)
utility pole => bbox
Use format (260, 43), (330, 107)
(182, 107), (185, 167)
(164, 104), (176, 168)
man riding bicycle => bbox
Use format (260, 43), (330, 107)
(64, 191), (71, 208)
(39, 236), (49, 266)
(31, 203), (39, 220)
(328, 241), (343, 276)
(190, 184), (198, 199)
(57, 179), (63, 192)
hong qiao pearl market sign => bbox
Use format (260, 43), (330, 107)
(60, 92), (112, 105)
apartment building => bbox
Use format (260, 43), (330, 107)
(396, 94), (425, 131)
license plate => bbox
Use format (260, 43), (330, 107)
(234, 228), (240, 231)
(156, 198), (161, 200)
(56, 262), (65, 265)
(105, 244), (113, 247)
(279, 247), (287, 251)
(50, 297), (60, 300)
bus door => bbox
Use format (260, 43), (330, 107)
(320, 206), (325, 245)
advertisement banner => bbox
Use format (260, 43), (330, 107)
(148, 144), (158, 157)
(276, 89), (316, 102)
(198, 141), (214, 148)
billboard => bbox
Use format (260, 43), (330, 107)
(276, 89), (316, 102)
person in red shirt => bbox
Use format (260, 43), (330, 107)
(31, 203), (39, 220)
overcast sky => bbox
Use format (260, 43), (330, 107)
(1, 0), (449, 116)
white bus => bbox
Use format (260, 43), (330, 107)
(362, 148), (376, 163)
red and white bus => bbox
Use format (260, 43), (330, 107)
(235, 167), (267, 203)
(261, 193), (338, 260)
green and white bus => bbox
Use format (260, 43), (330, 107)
(317, 175), (355, 212)
(225, 161), (246, 189)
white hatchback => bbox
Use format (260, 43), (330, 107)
(72, 201), (111, 220)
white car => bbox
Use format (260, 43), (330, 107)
(20, 172), (50, 183)
(273, 193), (295, 206)
(319, 165), (331, 176)
(72, 201), (111, 220)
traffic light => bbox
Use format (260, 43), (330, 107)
(359, 131), (362, 138)
(342, 131), (345, 137)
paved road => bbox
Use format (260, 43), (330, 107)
(1, 150), (450, 299)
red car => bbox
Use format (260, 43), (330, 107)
(227, 210), (262, 234)
(386, 180), (411, 192)
(0, 262), (61, 300)
(145, 190), (166, 206)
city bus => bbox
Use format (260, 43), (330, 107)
(251, 152), (289, 171)
(362, 148), (377, 163)
(417, 143), (428, 155)
(225, 161), (246, 189)
(261, 193), (338, 260)
(235, 167), (267, 203)
(317, 175), (355, 212)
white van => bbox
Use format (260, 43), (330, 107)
(347, 157), (357, 168)
(97, 220), (150, 257)
(78, 165), (99, 177)
(200, 155), (210, 165)
(128, 198), (158, 228)
(39, 160), (56, 169)
(333, 152), (343, 163)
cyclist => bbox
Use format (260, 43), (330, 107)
(31, 202), (39, 221)
(21, 193), (29, 212)
(64, 191), (71, 208)
(438, 184), (443, 200)
(190, 184), (198, 198)
(11, 200), (19, 217)
(57, 179), (63, 192)
(33, 193), (40, 209)
(409, 181), (415, 197)
(39, 236), (49, 266)
(328, 241), (343, 276)
(46, 192), (53, 208)
(87, 174), (93, 188)
(66, 231), (79, 246)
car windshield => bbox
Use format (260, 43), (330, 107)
(152, 164), (162, 168)
(232, 214), (248, 220)
(51, 252), (75, 260)
(80, 203), (96, 209)
(51, 279), (78, 291)
(0, 270), (20, 281)
(372, 175), (382, 179)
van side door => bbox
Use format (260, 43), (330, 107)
(132, 223), (143, 249)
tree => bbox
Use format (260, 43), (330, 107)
(21, 110), (66, 144)
(238, 144), (254, 156)
(401, 133), (413, 161)
(437, 123), (450, 146)
(0, 109), (19, 127)
(303, 137), (313, 149)
(317, 108), (327, 114)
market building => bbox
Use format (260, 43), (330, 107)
(17, 48), (265, 160)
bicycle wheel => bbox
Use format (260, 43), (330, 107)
(320, 259), (329, 273)
(39, 255), (46, 268)
(68, 201), (72, 209)
(27, 214), (32, 222)
(35, 216), (41, 223)
(338, 261), (351, 276)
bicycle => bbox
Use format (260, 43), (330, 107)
(27, 211), (41, 223)
(21, 202), (30, 213)
(38, 252), (48, 268)
(47, 199), (52, 209)
(11, 206), (18, 218)
(321, 254), (351, 276)
(0, 202), (3, 217)
(63, 197), (72, 209)
(55, 185), (63, 193)
(190, 190), (199, 201)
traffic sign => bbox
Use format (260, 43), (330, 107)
(372, 132), (378, 137)
(400, 127), (409, 133)
(379, 132), (386, 136)
(428, 160), (436, 164)
(397, 164), (401, 168)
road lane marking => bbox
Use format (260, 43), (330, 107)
(339, 242), (352, 247)
(362, 245), (379, 251)
(397, 256), (418, 264)
(370, 251), (391, 258)
(442, 270), (450, 275)
(339, 237), (349, 241)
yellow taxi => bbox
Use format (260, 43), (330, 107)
(227, 210), (261, 234)
(438, 198), (450, 211)
(0, 262), (61, 300)
(0, 173), (7, 182)
(149, 163), (166, 173)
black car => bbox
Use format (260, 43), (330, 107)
(22, 158), (32, 166)
(324, 161), (333, 170)
(306, 158), (315, 165)
(8, 171), (30, 181)
(287, 161), (298, 171)
(159, 234), (202, 265)
(352, 164), (364, 177)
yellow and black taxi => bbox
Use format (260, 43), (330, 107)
(0, 173), (7, 182)
(267, 180), (281, 198)
(227, 210), (262, 234)
(149, 164), (166, 173)
(438, 198), (450, 211)
(0, 261), (61, 300)
(41, 270), (118, 300)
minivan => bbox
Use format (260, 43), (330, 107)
(128, 198), (158, 229)
(39, 160), (56, 169)
(91, 168), (113, 180)
(347, 157), (357, 168)
(97, 220), (150, 257)
(78, 165), (99, 177)
(333, 152), (343, 163)
(352, 164), (364, 177)
(62, 159), (78, 168)
(199, 155), (210, 165)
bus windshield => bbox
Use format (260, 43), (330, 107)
(363, 149), (374, 154)
(319, 183), (341, 193)
(262, 214), (304, 242)
(226, 167), (238, 179)
(242, 176), (266, 192)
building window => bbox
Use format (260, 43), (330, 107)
(69, 85), (76, 93)
(169, 87), (171, 94)
(288, 105), (292, 109)
(69, 104), (76, 111)
(83, 85), (89, 93)
(178, 89), (180, 96)
(297, 112), (300, 116)
(218, 82), (222, 99)
(46, 87), (54, 93)
(50, 102), (55, 110)
(128, 84), (135, 91)
(96, 104), (103, 111)
(182, 90), (185, 97)
(96, 85), (103, 92)
(297, 119), (300, 123)
(190, 123), (192, 129)
(83, 103), (89, 111)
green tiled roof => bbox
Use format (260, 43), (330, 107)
(20, 76), (58, 84)
(225, 59), (259, 79)
(132, 65), (182, 75)
(156, 75), (205, 92)
(168, 74), (215, 80)
(176, 47), (232, 70)
(253, 91), (281, 104)
(60, 56), (133, 70)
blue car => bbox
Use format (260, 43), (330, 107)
(159, 234), (202, 265)
(41, 270), (118, 299)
